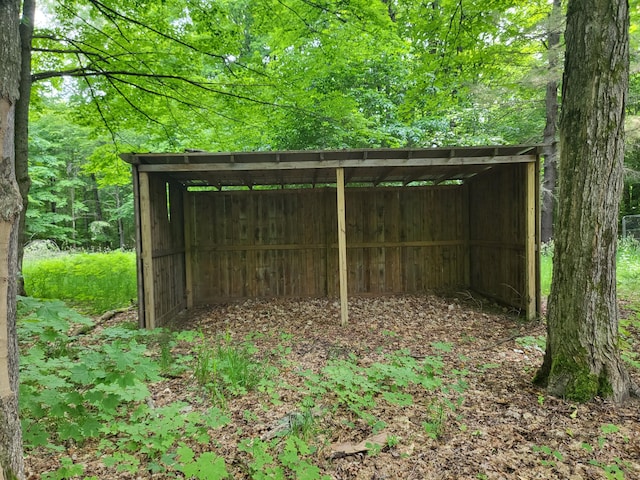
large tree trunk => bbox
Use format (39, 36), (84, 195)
(15, 0), (35, 296)
(0, 0), (26, 477)
(534, 0), (634, 403)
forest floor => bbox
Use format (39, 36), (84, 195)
(26, 293), (640, 479)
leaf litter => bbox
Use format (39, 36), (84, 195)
(25, 293), (640, 479)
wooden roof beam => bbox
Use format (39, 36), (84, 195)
(373, 167), (397, 186)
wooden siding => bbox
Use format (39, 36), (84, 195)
(140, 175), (187, 327)
(468, 163), (535, 313)
(186, 186), (467, 303)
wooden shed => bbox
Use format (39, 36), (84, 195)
(121, 145), (541, 329)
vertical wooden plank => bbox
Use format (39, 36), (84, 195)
(131, 166), (146, 328)
(336, 168), (349, 326)
(461, 183), (471, 287)
(535, 155), (542, 318)
(183, 190), (194, 308)
(525, 162), (537, 319)
(138, 172), (155, 329)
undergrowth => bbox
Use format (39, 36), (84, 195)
(18, 297), (230, 479)
(18, 297), (469, 479)
(20, 289), (639, 478)
(22, 251), (136, 314)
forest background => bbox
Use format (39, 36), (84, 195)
(6, 1), (640, 477)
(23, 0), (640, 251)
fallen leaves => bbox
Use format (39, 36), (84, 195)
(24, 294), (640, 479)
(330, 432), (390, 457)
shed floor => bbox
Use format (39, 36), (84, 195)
(27, 295), (640, 479)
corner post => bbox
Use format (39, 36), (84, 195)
(525, 161), (537, 319)
(138, 171), (156, 329)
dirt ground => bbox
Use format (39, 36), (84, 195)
(25, 293), (640, 479)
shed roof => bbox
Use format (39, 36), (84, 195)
(121, 144), (541, 188)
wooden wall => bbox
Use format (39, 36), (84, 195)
(185, 186), (467, 304)
(138, 174), (186, 327)
(467, 163), (536, 314)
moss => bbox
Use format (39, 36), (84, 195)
(549, 354), (599, 403)
(565, 370), (600, 403)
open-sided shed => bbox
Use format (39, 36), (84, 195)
(121, 145), (541, 328)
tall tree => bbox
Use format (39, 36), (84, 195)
(540, 0), (562, 243)
(534, 0), (637, 402)
(15, 0), (34, 295)
(0, 0), (26, 477)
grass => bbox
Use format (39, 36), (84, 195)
(23, 250), (137, 314)
(540, 239), (640, 301)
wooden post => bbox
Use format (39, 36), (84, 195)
(138, 172), (156, 329)
(336, 167), (349, 326)
(131, 167), (145, 328)
(524, 162), (537, 320)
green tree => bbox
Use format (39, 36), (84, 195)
(0, 0), (26, 476)
(534, 0), (637, 402)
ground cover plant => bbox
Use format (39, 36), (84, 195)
(21, 293), (640, 479)
(17, 240), (640, 478)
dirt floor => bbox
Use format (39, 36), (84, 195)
(25, 294), (640, 479)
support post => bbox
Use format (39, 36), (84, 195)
(525, 162), (537, 320)
(138, 172), (156, 329)
(336, 167), (349, 326)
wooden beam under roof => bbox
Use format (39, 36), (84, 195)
(123, 146), (542, 188)
(373, 166), (397, 186)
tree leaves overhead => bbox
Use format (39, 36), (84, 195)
(31, 0), (563, 152)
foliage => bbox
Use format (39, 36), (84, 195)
(23, 250), (136, 314)
(18, 297), (231, 477)
(27, 103), (135, 250)
(300, 348), (465, 428)
(238, 435), (329, 480)
(616, 237), (640, 301)
(18, 297), (160, 449)
(193, 331), (269, 407)
(532, 423), (631, 479)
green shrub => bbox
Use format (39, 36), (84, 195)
(23, 250), (137, 314)
(193, 332), (268, 407)
(18, 297), (230, 477)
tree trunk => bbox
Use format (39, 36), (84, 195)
(15, 0), (34, 297)
(540, 0), (562, 244)
(0, 0), (26, 477)
(91, 174), (103, 222)
(115, 186), (126, 249)
(534, 0), (634, 403)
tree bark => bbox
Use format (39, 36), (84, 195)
(540, 0), (562, 244)
(0, 0), (26, 477)
(115, 186), (126, 249)
(534, 0), (634, 403)
(15, 0), (35, 296)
